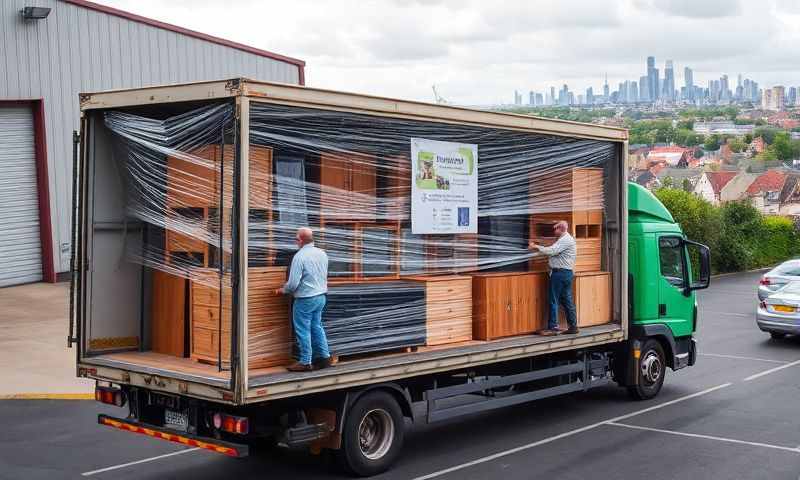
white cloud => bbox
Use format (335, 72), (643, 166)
(96, 0), (800, 104)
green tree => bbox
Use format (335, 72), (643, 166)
(661, 176), (674, 188)
(753, 126), (780, 144)
(728, 138), (746, 153)
(771, 132), (794, 160)
(654, 188), (721, 271)
(704, 134), (721, 151)
(744, 133), (753, 144)
(682, 178), (692, 192)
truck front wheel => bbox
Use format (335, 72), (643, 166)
(337, 391), (405, 477)
(627, 339), (666, 401)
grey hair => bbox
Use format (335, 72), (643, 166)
(554, 220), (569, 231)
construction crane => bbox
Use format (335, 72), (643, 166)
(432, 84), (449, 105)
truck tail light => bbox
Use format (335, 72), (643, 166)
(760, 277), (771, 286)
(95, 386), (126, 407)
(212, 412), (249, 435)
(760, 300), (767, 310)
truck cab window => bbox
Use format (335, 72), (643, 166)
(659, 236), (685, 288)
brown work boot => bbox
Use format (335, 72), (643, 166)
(313, 356), (333, 370)
(286, 362), (313, 372)
(564, 327), (580, 335)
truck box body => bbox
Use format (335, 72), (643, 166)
(73, 78), (629, 405)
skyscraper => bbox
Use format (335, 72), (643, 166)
(529, 91), (535, 105)
(663, 60), (675, 101)
(639, 76), (649, 102)
(550, 86), (556, 106)
(586, 87), (594, 105)
(603, 74), (609, 100)
(772, 86), (785, 110)
(684, 67), (693, 100)
(535, 93), (544, 105)
(647, 56), (659, 101)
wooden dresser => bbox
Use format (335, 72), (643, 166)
(404, 275), (473, 345)
(189, 266), (292, 369)
(471, 272), (547, 340)
(319, 152), (376, 220)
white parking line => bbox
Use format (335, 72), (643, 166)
(607, 422), (800, 454)
(81, 448), (200, 476)
(703, 311), (752, 318)
(743, 359), (800, 382)
(412, 383), (731, 480)
(698, 353), (790, 364)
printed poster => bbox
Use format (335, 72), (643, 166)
(410, 137), (478, 234)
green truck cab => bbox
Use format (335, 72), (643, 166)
(623, 182), (710, 399)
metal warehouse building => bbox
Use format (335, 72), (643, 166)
(0, 0), (305, 286)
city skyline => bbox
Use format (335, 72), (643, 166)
(511, 55), (796, 108)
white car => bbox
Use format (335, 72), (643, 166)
(757, 280), (800, 339)
(758, 260), (800, 301)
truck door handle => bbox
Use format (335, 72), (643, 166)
(659, 304), (667, 316)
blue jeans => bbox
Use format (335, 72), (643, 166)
(548, 269), (577, 330)
(292, 294), (330, 365)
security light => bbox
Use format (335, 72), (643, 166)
(21, 6), (51, 20)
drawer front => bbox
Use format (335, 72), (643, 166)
(191, 326), (231, 361)
(192, 304), (232, 331)
(426, 280), (472, 302)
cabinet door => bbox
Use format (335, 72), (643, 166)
(319, 154), (350, 215)
(351, 158), (376, 218)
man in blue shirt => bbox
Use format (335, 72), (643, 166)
(275, 227), (332, 372)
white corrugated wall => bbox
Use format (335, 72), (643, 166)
(0, 0), (302, 280)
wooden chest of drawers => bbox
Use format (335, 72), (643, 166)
(404, 275), (473, 345)
(471, 272), (547, 340)
(189, 266), (292, 368)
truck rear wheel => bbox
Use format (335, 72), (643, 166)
(627, 339), (666, 401)
(338, 391), (404, 477)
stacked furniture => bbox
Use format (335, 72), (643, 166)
(529, 167), (604, 273)
(189, 267), (292, 368)
(323, 282), (426, 356)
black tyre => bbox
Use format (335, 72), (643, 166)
(770, 332), (787, 339)
(337, 391), (404, 477)
(627, 339), (666, 401)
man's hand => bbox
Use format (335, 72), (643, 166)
(528, 241), (540, 251)
(274, 288), (284, 295)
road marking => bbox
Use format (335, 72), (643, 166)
(81, 448), (201, 476)
(698, 353), (790, 364)
(0, 393), (94, 400)
(743, 359), (800, 382)
(412, 383), (731, 480)
(607, 422), (800, 454)
(702, 311), (752, 318)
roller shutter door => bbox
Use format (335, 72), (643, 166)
(0, 106), (42, 286)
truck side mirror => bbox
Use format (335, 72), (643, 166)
(685, 240), (711, 291)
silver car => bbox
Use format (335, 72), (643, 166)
(758, 259), (800, 301)
(757, 280), (800, 338)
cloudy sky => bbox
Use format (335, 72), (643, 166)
(102, 0), (800, 105)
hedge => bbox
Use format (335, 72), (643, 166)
(653, 188), (800, 273)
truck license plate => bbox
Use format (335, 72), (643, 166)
(164, 409), (189, 432)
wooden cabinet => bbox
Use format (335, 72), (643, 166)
(319, 153), (376, 220)
(404, 275), (473, 345)
(538, 271), (612, 328)
(574, 271), (612, 327)
(471, 272), (547, 340)
(151, 270), (188, 357)
(528, 167), (604, 273)
(189, 266), (292, 369)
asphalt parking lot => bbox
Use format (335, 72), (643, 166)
(2, 270), (799, 479)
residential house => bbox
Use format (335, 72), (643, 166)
(745, 169), (788, 214)
(719, 172), (757, 203)
(647, 146), (692, 167)
(778, 173), (800, 216)
(694, 171), (738, 205)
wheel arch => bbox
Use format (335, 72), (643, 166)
(629, 323), (676, 370)
(338, 383), (414, 434)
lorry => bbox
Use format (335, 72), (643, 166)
(71, 78), (710, 477)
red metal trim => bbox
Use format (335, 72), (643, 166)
(0, 100), (56, 283)
(32, 100), (56, 283)
(61, 0), (305, 68)
(298, 65), (306, 86)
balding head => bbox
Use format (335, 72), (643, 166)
(553, 221), (569, 237)
(296, 227), (314, 247)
